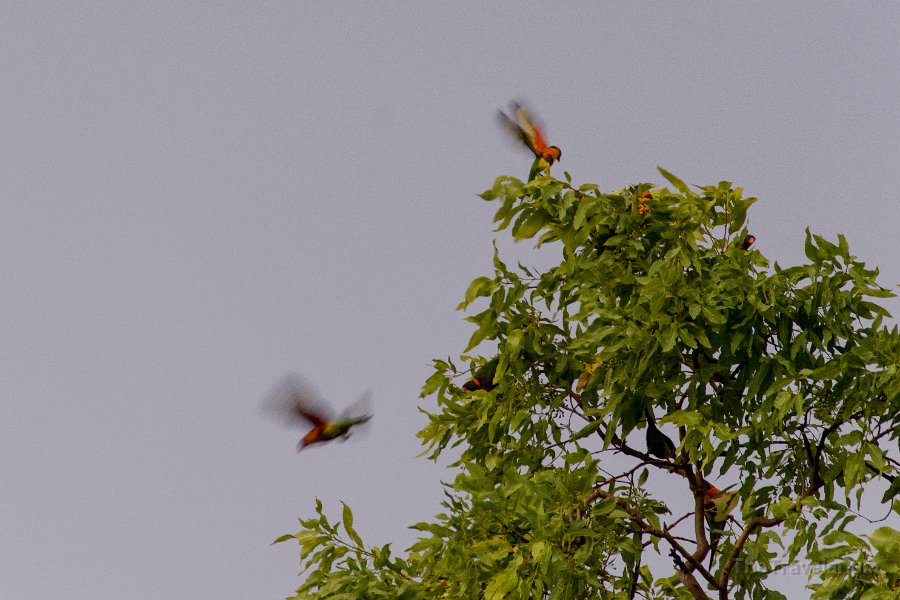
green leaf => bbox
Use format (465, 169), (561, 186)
(342, 502), (364, 548)
(843, 454), (864, 489)
(512, 209), (548, 240)
(342, 502), (353, 531)
(271, 534), (295, 545)
(678, 325), (697, 348)
(730, 197), (757, 231)
(462, 276), (497, 307)
(571, 419), (604, 441)
(804, 229), (819, 261)
(659, 326), (678, 352)
(810, 360), (843, 381)
(485, 564), (519, 600)
(870, 527), (900, 574)
(689, 304), (701, 320)
(573, 198), (589, 231)
(506, 328), (525, 355)
(657, 167), (694, 197)
(859, 589), (899, 600)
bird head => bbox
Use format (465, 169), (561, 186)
(739, 234), (757, 250)
(298, 429), (321, 450)
(702, 481), (723, 503)
(545, 146), (562, 164)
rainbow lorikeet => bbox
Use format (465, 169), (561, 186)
(263, 374), (372, 451)
(497, 101), (561, 181)
(461, 356), (500, 392)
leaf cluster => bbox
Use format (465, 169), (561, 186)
(279, 169), (899, 599)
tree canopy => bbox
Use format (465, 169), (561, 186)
(276, 168), (900, 599)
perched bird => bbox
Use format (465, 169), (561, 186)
(262, 374), (372, 451)
(701, 481), (738, 568)
(645, 410), (676, 460)
(461, 356), (500, 392)
(737, 234), (756, 250)
(638, 190), (653, 215)
(497, 101), (561, 181)
(703, 481), (724, 511)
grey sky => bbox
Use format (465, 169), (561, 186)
(1, 3), (898, 599)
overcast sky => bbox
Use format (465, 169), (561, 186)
(1, 3), (898, 599)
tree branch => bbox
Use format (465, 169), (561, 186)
(586, 487), (721, 591)
(670, 550), (713, 600)
(717, 515), (783, 592)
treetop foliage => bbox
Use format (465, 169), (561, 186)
(277, 168), (900, 600)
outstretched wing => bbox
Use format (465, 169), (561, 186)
(262, 373), (335, 429)
(497, 108), (536, 155)
(337, 388), (373, 424)
(511, 101), (551, 155)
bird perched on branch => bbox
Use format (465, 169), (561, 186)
(737, 234), (756, 250)
(461, 356), (500, 392)
(497, 101), (561, 181)
(638, 190), (653, 215)
(645, 409), (676, 460)
(262, 374), (372, 451)
(703, 481), (724, 511)
(701, 481), (738, 568)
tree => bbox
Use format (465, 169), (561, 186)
(275, 168), (900, 599)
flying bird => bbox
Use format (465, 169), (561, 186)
(497, 101), (561, 181)
(461, 356), (500, 392)
(263, 374), (372, 451)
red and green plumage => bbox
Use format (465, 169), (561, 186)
(263, 374), (372, 451)
(461, 356), (500, 392)
(703, 481), (723, 510)
(702, 481), (739, 567)
(497, 101), (561, 181)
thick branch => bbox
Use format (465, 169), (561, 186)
(680, 569), (712, 600)
(586, 487), (720, 590)
(717, 514), (783, 593)
(670, 550), (712, 600)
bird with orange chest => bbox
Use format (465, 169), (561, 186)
(703, 481), (724, 507)
(737, 234), (756, 250)
(262, 374), (372, 451)
(497, 101), (561, 181)
(460, 356), (500, 393)
(701, 480), (740, 567)
(638, 190), (653, 215)
(702, 480), (739, 520)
